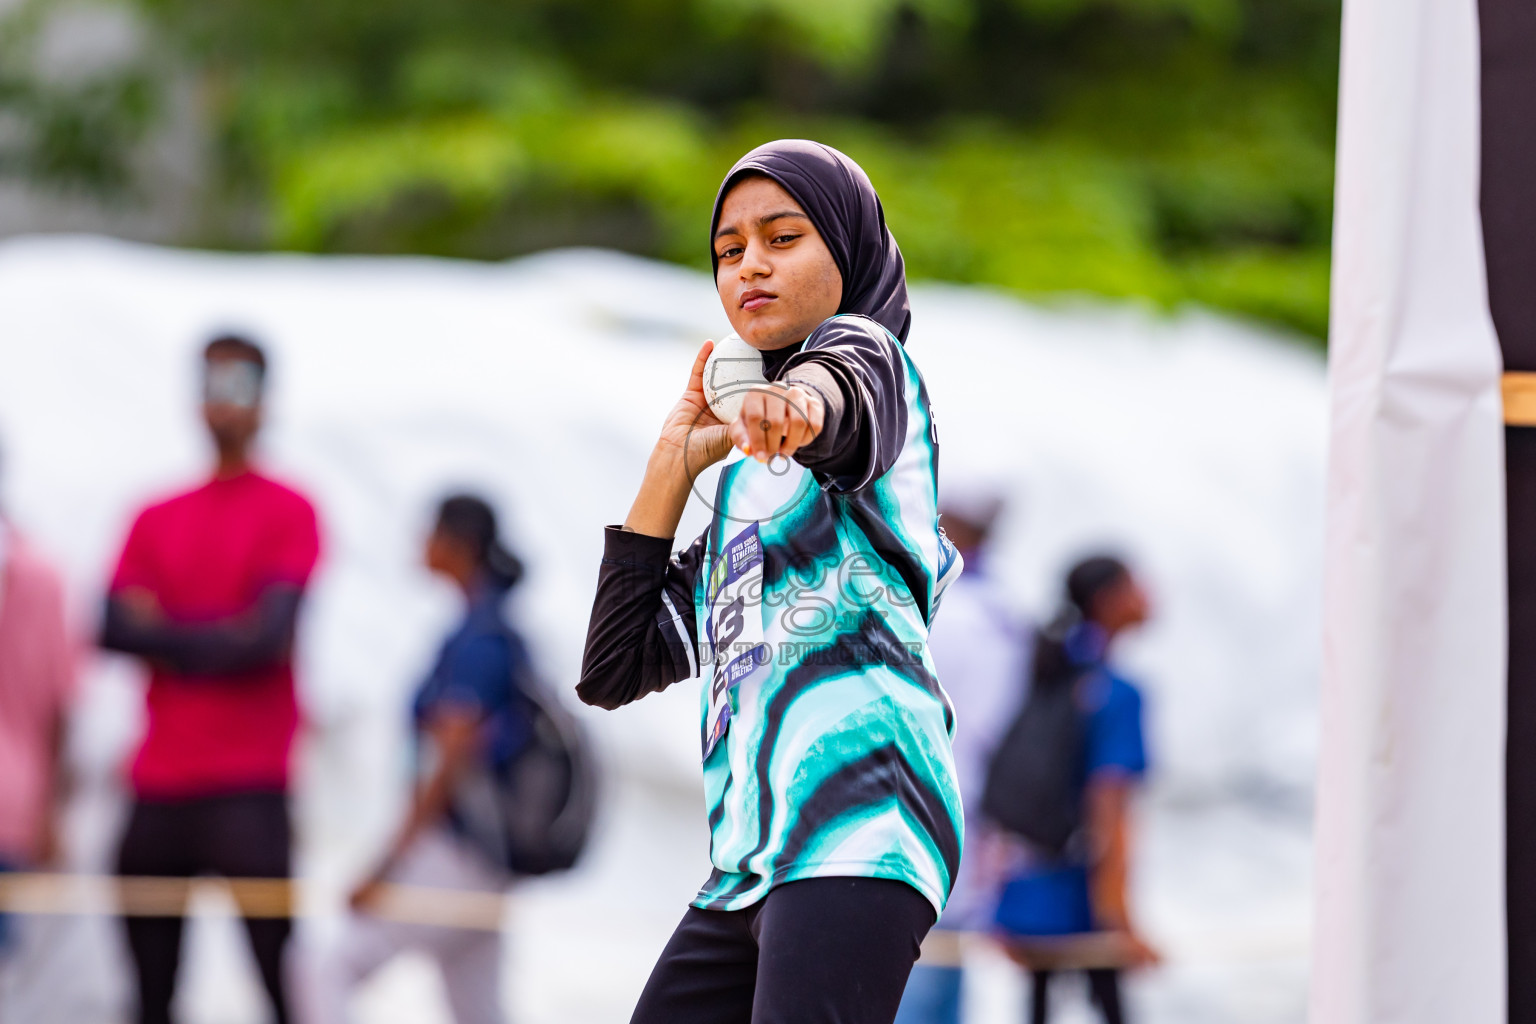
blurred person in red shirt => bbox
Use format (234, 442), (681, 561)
(0, 475), (78, 961)
(101, 335), (320, 1024)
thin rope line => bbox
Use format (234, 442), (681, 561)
(0, 873), (507, 932)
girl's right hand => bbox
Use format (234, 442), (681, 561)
(623, 342), (736, 539)
(654, 340), (733, 477)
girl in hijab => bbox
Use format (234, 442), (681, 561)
(579, 140), (963, 1024)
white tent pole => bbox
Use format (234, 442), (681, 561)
(1312, 0), (1507, 1019)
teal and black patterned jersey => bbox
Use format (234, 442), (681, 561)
(580, 314), (963, 916)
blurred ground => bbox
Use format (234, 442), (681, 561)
(1, 776), (1310, 1023)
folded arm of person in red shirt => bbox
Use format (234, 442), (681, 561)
(100, 584), (303, 678)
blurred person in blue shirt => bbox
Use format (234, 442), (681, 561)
(303, 494), (533, 1024)
(994, 555), (1159, 1024)
(895, 486), (1032, 1024)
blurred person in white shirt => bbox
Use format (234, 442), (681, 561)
(895, 484), (1032, 1024)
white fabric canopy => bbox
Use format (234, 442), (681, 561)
(1313, 0), (1507, 1018)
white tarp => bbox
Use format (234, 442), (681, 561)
(1312, 0), (1508, 1019)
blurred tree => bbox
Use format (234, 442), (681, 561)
(0, 1), (157, 197)
(0, 0), (1340, 337)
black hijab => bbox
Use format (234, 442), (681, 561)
(709, 139), (911, 344)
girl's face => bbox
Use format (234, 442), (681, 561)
(424, 526), (473, 582)
(1092, 574), (1152, 635)
(714, 176), (844, 351)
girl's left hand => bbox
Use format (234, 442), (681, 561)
(730, 382), (825, 463)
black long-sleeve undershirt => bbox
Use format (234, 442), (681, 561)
(577, 529), (704, 709)
(101, 585), (303, 678)
(767, 316), (907, 491)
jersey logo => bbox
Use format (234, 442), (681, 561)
(703, 523), (770, 760)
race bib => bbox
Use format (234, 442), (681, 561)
(703, 523), (770, 760)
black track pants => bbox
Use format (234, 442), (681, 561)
(630, 876), (936, 1024)
(117, 792), (292, 1024)
(1029, 968), (1125, 1024)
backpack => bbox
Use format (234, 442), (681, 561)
(452, 669), (599, 877)
(980, 671), (1089, 859)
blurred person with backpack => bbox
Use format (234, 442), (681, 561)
(895, 487), (1032, 1024)
(101, 335), (320, 1024)
(982, 555), (1159, 1024)
(303, 493), (593, 1024)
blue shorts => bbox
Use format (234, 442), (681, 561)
(994, 864), (1095, 937)
(0, 859), (14, 956)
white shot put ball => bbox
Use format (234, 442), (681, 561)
(702, 332), (767, 423)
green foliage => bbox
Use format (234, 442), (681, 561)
(0, 0), (1341, 338)
(0, 1), (158, 195)
(698, 0), (970, 63)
